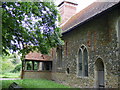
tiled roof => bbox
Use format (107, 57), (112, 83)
(25, 52), (52, 61)
(62, 1), (120, 34)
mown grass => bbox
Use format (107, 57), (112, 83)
(1, 79), (70, 88)
(0, 73), (20, 78)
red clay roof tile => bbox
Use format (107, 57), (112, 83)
(25, 52), (52, 61)
(62, 1), (120, 33)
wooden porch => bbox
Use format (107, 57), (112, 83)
(21, 52), (53, 80)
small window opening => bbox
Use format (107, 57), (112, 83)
(66, 68), (70, 74)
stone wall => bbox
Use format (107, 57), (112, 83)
(23, 71), (52, 80)
(52, 5), (120, 88)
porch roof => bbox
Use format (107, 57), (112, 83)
(25, 52), (52, 61)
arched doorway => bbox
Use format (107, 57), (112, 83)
(95, 58), (105, 88)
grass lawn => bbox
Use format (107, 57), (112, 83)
(0, 73), (20, 78)
(1, 79), (70, 88)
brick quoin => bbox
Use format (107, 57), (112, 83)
(58, 1), (78, 27)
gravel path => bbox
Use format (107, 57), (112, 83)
(0, 78), (21, 80)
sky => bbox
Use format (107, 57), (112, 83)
(55, 0), (96, 12)
(76, 0), (96, 12)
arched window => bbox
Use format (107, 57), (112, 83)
(78, 49), (82, 76)
(118, 19), (120, 46)
(84, 48), (88, 76)
(78, 46), (88, 77)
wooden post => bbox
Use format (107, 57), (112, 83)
(38, 62), (40, 71)
(50, 62), (52, 71)
(37, 62), (39, 71)
(32, 61), (34, 70)
(43, 62), (45, 70)
(24, 61), (27, 70)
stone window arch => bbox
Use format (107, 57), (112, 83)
(118, 19), (120, 46)
(116, 18), (120, 60)
(78, 48), (82, 76)
(77, 45), (88, 77)
(84, 48), (88, 76)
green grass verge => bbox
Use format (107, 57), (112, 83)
(0, 73), (20, 78)
(1, 79), (70, 88)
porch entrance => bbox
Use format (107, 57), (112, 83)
(95, 58), (105, 88)
(21, 52), (53, 79)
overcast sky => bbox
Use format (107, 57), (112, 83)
(54, 0), (96, 12)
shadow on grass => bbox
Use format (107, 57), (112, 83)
(1, 79), (70, 88)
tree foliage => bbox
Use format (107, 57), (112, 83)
(11, 64), (22, 73)
(2, 1), (63, 58)
(1, 54), (21, 73)
(1, 56), (15, 73)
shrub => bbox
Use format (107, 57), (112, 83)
(11, 64), (22, 73)
(2, 56), (15, 73)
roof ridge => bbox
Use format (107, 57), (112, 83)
(62, 1), (120, 34)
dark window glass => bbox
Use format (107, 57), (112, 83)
(78, 49), (82, 76)
(84, 48), (88, 76)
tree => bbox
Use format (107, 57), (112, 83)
(1, 56), (15, 74)
(2, 1), (63, 58)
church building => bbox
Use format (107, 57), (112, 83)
(52, 0), (120, 88)
(22, 0), (120, 88)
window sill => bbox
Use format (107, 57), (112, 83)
(76, 75), (89, 79)
(57, 67), (62, 70)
